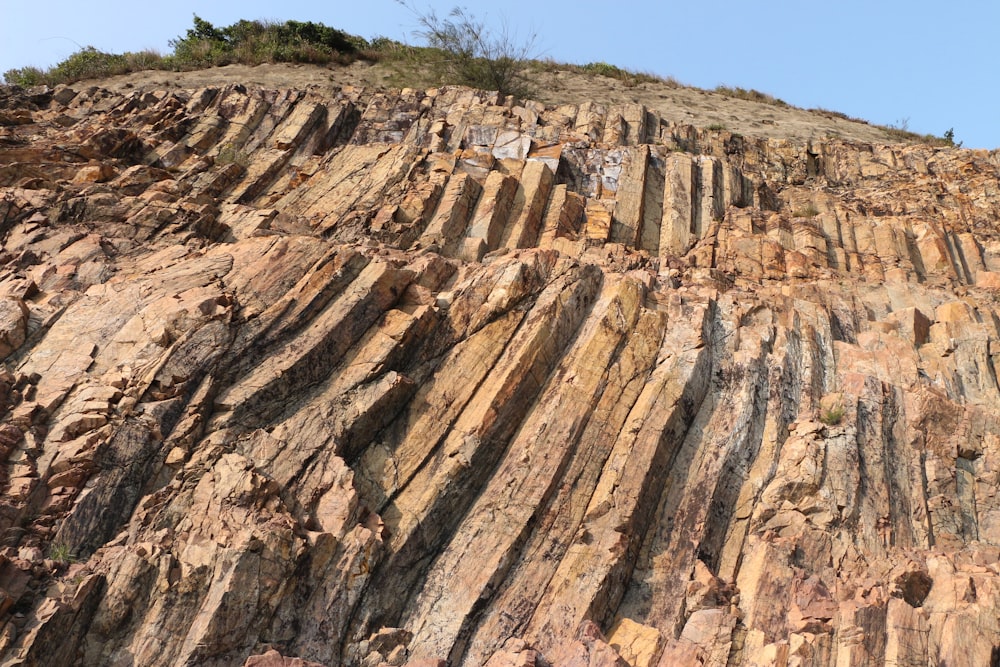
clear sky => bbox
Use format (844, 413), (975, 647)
(2, 1), (996, 149)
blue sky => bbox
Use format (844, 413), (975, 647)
(2, 1), (996, 149)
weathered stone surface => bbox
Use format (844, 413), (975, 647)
(607, 618), (663, 667)
(244, 649), (327, 667)
(0, 76), (999, 667)
(0, 298), (29, 360)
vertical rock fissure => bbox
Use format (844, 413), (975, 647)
(626, 308), (774, 639)
(881, 384), (917, 549)
(465, 313), (671, 664)
(955, 455), (980, 542)
(9, 80), (1000, 667)
(639, 152), (665, 254)
(518, 299), (715, 657)
(718, 320), (807, 588)
(403, 276), (640, 664)
(438, 279), (644, 664)
(690, 160), (703, 237)
(339, 266), (604, 657)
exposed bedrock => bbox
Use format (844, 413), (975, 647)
(0, 81), (998, 665)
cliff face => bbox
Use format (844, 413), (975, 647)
(1, 79), (1000, 667)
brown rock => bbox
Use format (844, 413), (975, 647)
(483, 647), (539, 667)
(0, 75), (999, 667)
(72, 162), (118, 184)
(546, 621), (629, 667)
(0, 109), (33, 126)
(0, 297), (29, 360)
(244, 649), (327, 667)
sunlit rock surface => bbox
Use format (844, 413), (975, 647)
(0, 80), (999, 665)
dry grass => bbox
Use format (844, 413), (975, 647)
(792, 203), (820, 218)
(820, 403), (845, 425)
(1, 14), (958, 149)
(714, 85), (789, 108)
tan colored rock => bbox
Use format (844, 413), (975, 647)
(607, 618), (663, 667)
(503, 160), (554, 249)
(483, 647), (539, 667)
(244, 649), (327, 666)
(0, 108), (33, 125)
(976, 270), (1000, 290)
(72, 162), (118, 184)
(546, 621), (629, 667)
(2, 76), (1000, 667)
(0, 296), (29, 359)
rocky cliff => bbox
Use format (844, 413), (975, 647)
(0, 78), (999, 667)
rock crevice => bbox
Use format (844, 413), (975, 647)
(0, 80), (999, 666)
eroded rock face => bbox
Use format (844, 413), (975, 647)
(0, 79), (999, 666)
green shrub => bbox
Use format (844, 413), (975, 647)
(368, 36), (407, 53)
(168, 15), (365, 67)
(360, 36), (411, 63)
(0, 16), (372, 87)
(3, 66), (45, 87)
(4, 49), (166, 87)
(170, 37), (231, 67)
(46, 47), (130, 83)
(581, 61), (625, 78)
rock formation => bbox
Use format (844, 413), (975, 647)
(0, 78), (999, 666)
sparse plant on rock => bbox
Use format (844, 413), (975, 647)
(792, 203), (820, 218)
(48, 543), (76, 564)
(216, 143), (250, 168)
(398, 2), (538, 98)
(577, 61), (660, 87)
(820, 401), (845, 426)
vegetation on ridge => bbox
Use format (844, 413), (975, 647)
(398, 1), (538, 98)
(3, 15), (381, 88)
(2, 10), (961, 146)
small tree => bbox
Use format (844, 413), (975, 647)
(943, 128), (962, 148)
(399, 2), (538, 98)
